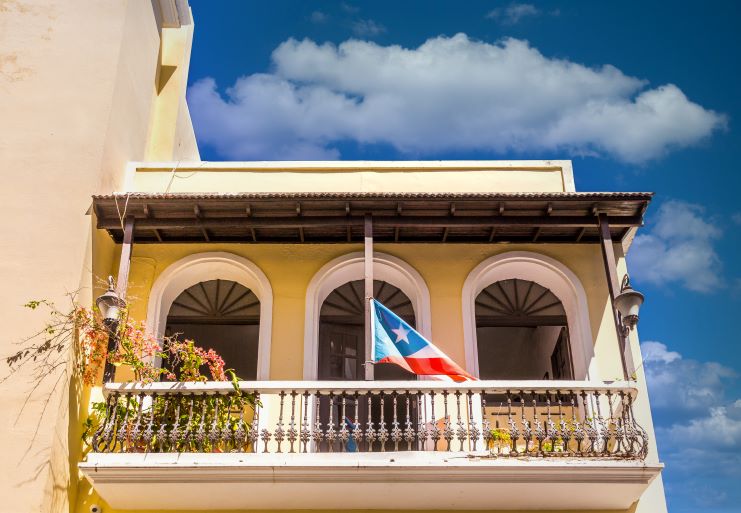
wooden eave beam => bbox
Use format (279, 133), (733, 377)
(115, 216), (135, 299)
(193, 205), (210, 242)
(143, 204), (163, 242)
(245, 204), (257, 242)
(598, 213), (629, 380)
(98, 214), (643, 230)
(296, 203), (305, 242)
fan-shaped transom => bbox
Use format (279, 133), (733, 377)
(320, 280), (414, 326)
(167, 279), (260, 324)
(476, 279), (566, 327)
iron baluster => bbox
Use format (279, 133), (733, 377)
(208, 395), (221, 449)
(184, 395), (196, 451)
(325, 392), (337, 452)
(467, 390), (480, 451)
(571, 393), (585, 456)
(545, 392), (556, 455)
(429, 390), (441, 451)
(249, 392), (260, 453)
(404, 392), (415, 450)
(155, 395), (169, 452)
(442, 390), (453, 451)
(195, 395), (209, 451)
(274, 391), (286, 453)
(416, 391), (426, 451)
(628, 394), (649, 458)
(507, 391), (518, 456)
(129, 392), (146, 450)
(352, 392), (363, 452)
(557, 394), (570, 455)
(168, 394), (183, 452)
(520, 394), (531, 454)
(378, 392), (389, 452)
(605, 391), (617, 456)
(92, 392), (116, 452)
(365, 392), (376, 452)
(533, 392), (546, 456)
(339, 393), (349, 452)
(326, 392), (337, 452)
(391, 392), (402, 450)
(455, 391), (467, 451)
(300, 391), (310, 453)
(116, 393), (133, 452)
(312, 393), (324, 452)
(234, 394), (248, 452)
(614, 391), (627, 455)
(481, 395), (492, 454)
(284, 391), (296, 453)
(583, 391), (598, 455)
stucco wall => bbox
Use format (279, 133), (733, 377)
(128, 160), (575, 193)
(105, 243), (622, 381)
(0, 2), (198, 512)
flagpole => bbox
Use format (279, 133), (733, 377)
(364, 213), (374, 381)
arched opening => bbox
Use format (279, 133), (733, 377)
(316, 279), (416, 451)
(164, 279), (260, 380)
(304, 251), (431, 380)
(146, 252), (273, 379)
(318, 279), (415, 381)
(475, 278), (573, 380)
(462, 252), (594, 380)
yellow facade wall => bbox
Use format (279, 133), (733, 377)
(129, 162), (574, 194)
(106, 242), (623, 382)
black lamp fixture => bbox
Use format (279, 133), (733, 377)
(97, 276), (126, 382)
(614, 274), (644, 336)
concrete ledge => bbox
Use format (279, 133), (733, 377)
(80, 452), (662, 510)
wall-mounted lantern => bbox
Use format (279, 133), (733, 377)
(96, 276), (126, 382)
(614, 274), (644, 336)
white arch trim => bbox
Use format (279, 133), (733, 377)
(462, 251), (596, 380)
(303, 252), (432, 380)
(146, 252), (273, 379)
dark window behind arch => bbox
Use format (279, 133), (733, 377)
(165, 279), (259, 380)
(475, 279), (574, 380)
(318, 279), (415, 381)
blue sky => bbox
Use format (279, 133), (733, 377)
(185, 2), (741, 511)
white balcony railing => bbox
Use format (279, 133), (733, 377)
(90, 380), (649, 459)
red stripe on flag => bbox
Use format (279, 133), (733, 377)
(377, 356), (477, 382)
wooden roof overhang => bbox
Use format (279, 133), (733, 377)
(92, 192), (652, 244)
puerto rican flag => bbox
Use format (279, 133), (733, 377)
(371, 299), (476, 382)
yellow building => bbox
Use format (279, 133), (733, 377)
(0, 1), (667, 512)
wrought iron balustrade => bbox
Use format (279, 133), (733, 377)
(91, 380), (648, 459)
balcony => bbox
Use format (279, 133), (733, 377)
(80, 380), (662, 510)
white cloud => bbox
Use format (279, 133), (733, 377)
(629, 201), (723, 293)
(486, 3), (540, 24)
(661, 404), (741, 449)
(352, 19), (386, 37)
(309, 11), (328, 24)
(642, 341), (681, 364)
(641, 341), (736, 414)
(642, 341), (741, 500)
(340, 2), (359, 14)
(188, 34), (726, 162)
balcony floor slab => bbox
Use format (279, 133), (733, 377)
(80, 452), (662, 510)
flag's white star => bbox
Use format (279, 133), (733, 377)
(391, 324), (410, 344)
